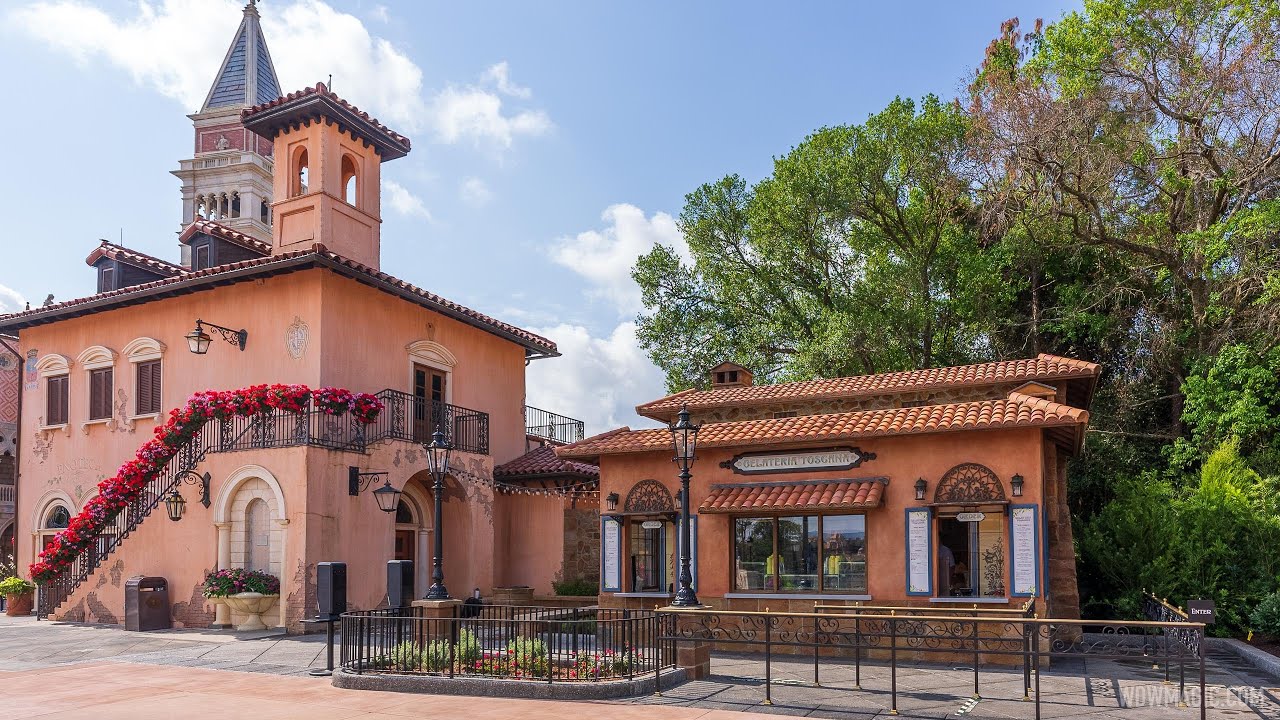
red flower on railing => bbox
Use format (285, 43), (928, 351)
(29, 384), (382, 584)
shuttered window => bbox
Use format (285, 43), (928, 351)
(89, 367), (113, 421)
(135, 360), (161, 416)
(46, 375), (69, 425)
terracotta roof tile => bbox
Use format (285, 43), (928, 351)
(84, 241), (186, 277)
(700, 478), (886, 513)
(493, 445), (599, 479)
(0, 245), (557, 357)
(180, 220), (272, 256)
(559, 394), (1088, 460)
(241, 82), (411, 158)
(636, 354), (1100, 419)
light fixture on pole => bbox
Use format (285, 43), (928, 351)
(425, 427), (453, 600)
(668, 405), (701, 607)
(915, 478), (928, 501)
(186, 319), (247, 354)
(1010, 473), (1024, 498)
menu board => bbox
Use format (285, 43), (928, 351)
(906, 507), (931, 595)
(1010, 506), (1038, 596)
(602, 517), (622, 592)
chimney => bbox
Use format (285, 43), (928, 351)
(709, 362), (753, 388)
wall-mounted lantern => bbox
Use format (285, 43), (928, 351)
(186, 319), (247, 354)
(914, 477), (928, 501)
(1011, 473), (1025, 498)
(605, 492), (620, 512)
(349, 467), (398, 512)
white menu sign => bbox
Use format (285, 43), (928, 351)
(1011, 506), (1038, 595)
(602, 517), (622, 591)
(906, 508), (931, 594)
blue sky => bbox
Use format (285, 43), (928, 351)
(0, 0), (1077, 432)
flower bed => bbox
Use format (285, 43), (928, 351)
(30, 384), (383, 584)
(382, 632), (637, 681)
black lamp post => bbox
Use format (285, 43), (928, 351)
(668, 405), (701, 607)
(424, 427), (452, 600)
(186, 319), (247, 354)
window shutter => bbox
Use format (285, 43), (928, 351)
(136, 361), (160, 415)
(89, 368), (113, 420)
(47, 376), (68, 425)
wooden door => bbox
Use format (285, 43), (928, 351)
(412, 363), (448, 443)
(394, 530), (415, 562)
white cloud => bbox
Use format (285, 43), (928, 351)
(549, 204), (688, 316)
(526, 322), (666, 433)
(481, 61), (531, 99)
(0, 284), (25, 314)
(383, 179), (432, 220)
(459, 177), (493, 207)
(8, 0), (548, 150)
(370, 4), (389, 22)
(430, 86), (551, 149)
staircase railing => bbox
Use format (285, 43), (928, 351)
(37, 421), (215, 619)
(38, 389), (490, 618)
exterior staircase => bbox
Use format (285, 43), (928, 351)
(37, 389), (492, 619)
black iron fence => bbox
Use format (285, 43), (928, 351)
(524, 405), (586, 444)
(340, 605), (673, 683)
(369, 390), (490, 455)
(662, 608), (1207, 720)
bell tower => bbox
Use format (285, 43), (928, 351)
(171, 0), (282, 245)
(241, 83), (411, 270)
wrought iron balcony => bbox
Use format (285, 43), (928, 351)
(525, 405), (585, 444)
(367, 390), (490, 455)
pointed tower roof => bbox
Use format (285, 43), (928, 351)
(201, 0), (282, 111)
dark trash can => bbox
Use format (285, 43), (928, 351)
(124, 576), (171, 631)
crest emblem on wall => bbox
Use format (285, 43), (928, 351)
(285, 316), (309, 359)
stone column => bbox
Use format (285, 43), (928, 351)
(663, 609), (713, 680)
(212, 522), (232, 629)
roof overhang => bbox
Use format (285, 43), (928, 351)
(0, 251), (558, 359)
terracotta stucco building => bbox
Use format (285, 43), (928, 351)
(560, 355), (1097, 618)
(0, 4), (596, 630)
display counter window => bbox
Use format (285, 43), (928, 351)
(733, 514), (867, 593)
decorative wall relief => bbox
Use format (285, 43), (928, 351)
(23, 350), (38, 392)
(49, 457), (105, 489)
(114, 388), (135, 433)
(285, 316), (309, 359)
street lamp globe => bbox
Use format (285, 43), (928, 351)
(372, 480), (402, 513)
(185, 324), (212, 355)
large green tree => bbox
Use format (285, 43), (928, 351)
(634, 96), (1014, 390)
(968, 0), (1280, 436)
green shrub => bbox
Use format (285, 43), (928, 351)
(507, 636), (549, 676)
(423, 639), (452, 671)
(454, 628), (480, 665)
(552, 577), (598, 596)
(1252, 593), (1280, 638)
(0, 577), (35, 595)
(388, 641), (424, 671)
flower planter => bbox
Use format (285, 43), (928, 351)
(5, 592), (34, 617)
(222, 592), (278, 631)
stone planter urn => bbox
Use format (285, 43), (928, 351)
(4, 591), (34, 617)
(222, 592), (278, 631)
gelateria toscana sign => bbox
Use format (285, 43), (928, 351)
(720, 447), (873, 475)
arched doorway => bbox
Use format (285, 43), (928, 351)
(403, 470), (470, 595)
(396, 481), (431, 595)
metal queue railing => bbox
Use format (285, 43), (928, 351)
(660, 607), (1207, 720)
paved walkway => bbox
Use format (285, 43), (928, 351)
(2, 616), (1279, 718)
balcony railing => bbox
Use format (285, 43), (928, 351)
(0, 482), (13, 513)
(368, 390), (490, 455)
(208, 390), (491, 456)
(525, 405), (585, 444)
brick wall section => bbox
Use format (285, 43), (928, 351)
(561, 507), (600, 585)
(1045, 445), (1081, 619)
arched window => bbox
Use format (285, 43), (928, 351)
(395, 500), (414, 525)
(45, 505), (71, 529)
(341, 154), (358, 206)
(260, 200), (270, 225)
(292, 147), (309, 197)
(230, 192), (241, 219)
(245, 498), (270, 573)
